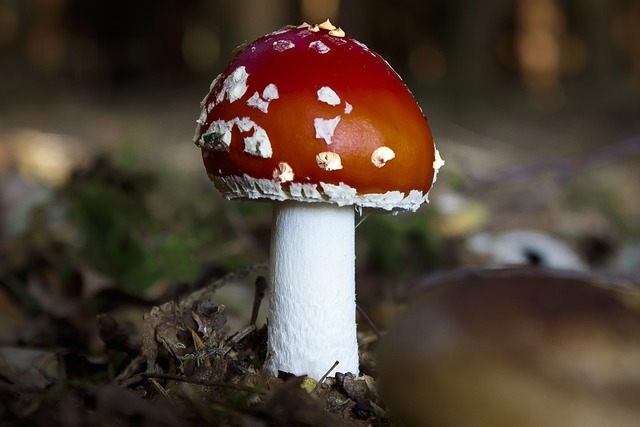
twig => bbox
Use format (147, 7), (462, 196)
(230, 325), (256, 344)
(316, 360), (340, 387)
(355, 213), (370, 229)
(356, 304), (380, 338)
(250, 276), (268, 326)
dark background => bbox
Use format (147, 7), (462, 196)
(2, 0), (639, 102)
(1, 0), (640, 299)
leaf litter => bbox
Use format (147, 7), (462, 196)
(0, 158), (388, 426)
(1, 267), (387, 426)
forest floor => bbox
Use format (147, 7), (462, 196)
(1, 85), (640, 425)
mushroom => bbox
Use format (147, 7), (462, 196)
(193, 21), (442, 379)
(378, 268), (640, 427)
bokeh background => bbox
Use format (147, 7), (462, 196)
(1, 0), (640, 318)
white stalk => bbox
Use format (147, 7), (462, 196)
(267, 200), (359, 379)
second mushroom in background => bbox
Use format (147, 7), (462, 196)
(379, 268), (640, 427)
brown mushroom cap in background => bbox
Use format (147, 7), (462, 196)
(378, 268), (640, 427)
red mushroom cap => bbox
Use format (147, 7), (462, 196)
(194, 21), (442, 211)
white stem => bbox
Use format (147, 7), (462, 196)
(267, 200), (359, 379)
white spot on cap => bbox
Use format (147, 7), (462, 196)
(433, 149), (445, 171)
(196, 109), (207, 127)
(309, 40), (330, 54)
(431, 148), (445, 185)
(235, 117), (254, 133)
(235, 117), (272, 158)
(244, 126), (272, 158)
(263, 84), (279, 100)
(273, 39), (295, 52)
(344, 102), (353, 114)
(246, 84), (279, 113)
(270, 27), (292, 36)
(329, 28), (345, 37)
(200, 119), (233, 151)
(196, 74), (222, 130)
(331, 37), (347, 46)
(200, 117), (272, 159)
(193, 108), (208, 143)
(273, 162), (294, 183)
(208, 73), (222, 94)
(314, 116), (341, 145)
(247, 92), (269, 113)
(217, 66), (249, 104)
(318, 19), (337, 31)
(371, 146), (396, 168)
(316, 151), (343, 171)
(317, 86), (340, 106)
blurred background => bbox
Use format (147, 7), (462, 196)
(1, 0), (640, 323)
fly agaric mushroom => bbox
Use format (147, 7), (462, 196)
(193, 20), (443, 380)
